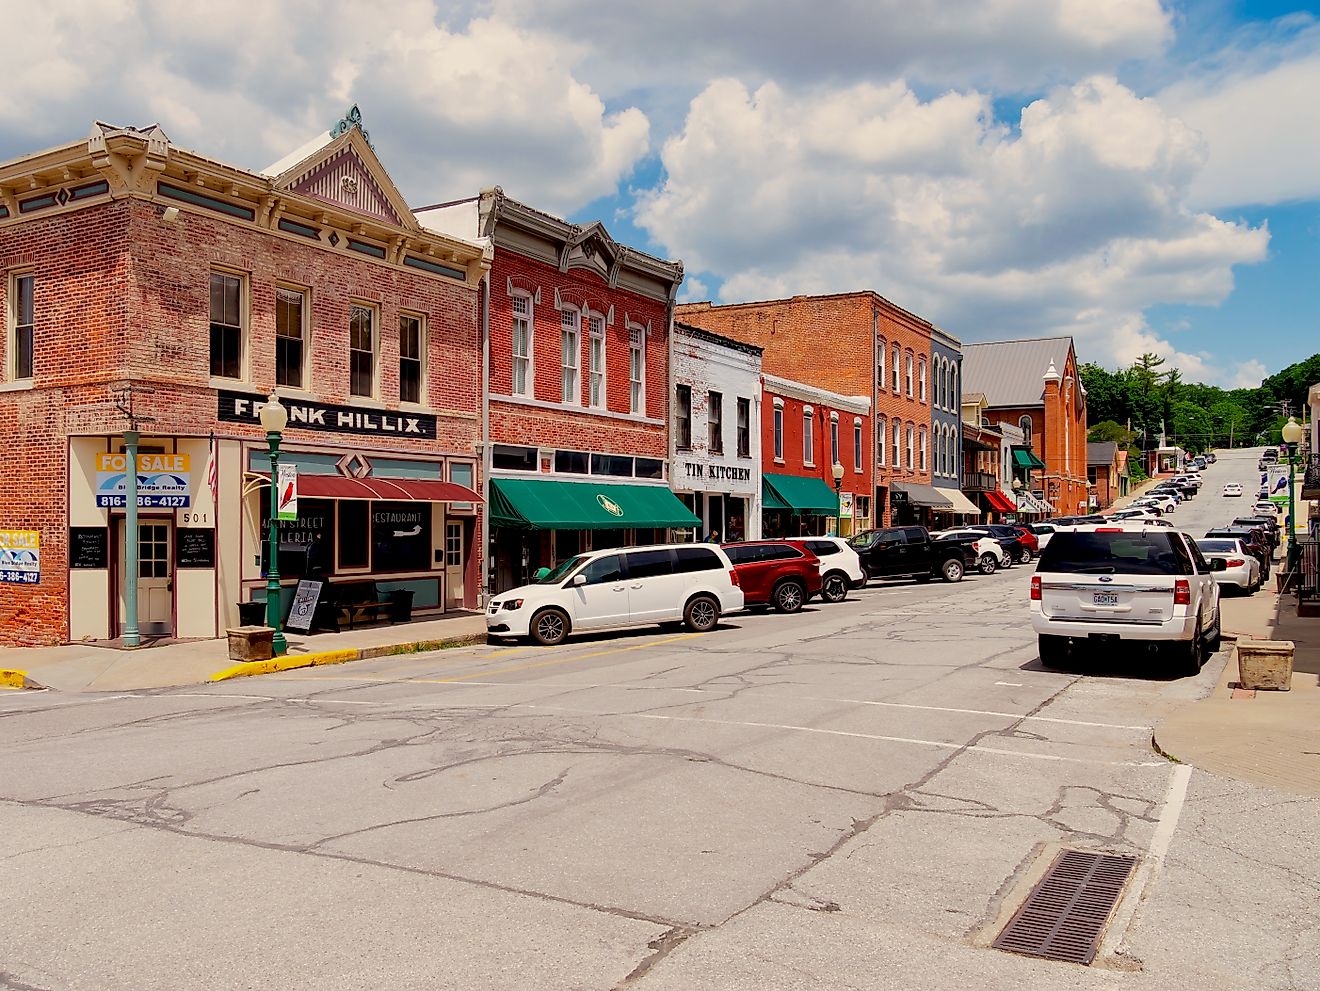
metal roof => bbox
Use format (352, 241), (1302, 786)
(1087, 442), (1119, 467)
(962, 337), (1074, 409)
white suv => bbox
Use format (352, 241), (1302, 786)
(1030, 525), (1223, 676)
(487, 543), (744, 645)
(932, 529), (1011, 573)
(793, 537), (867, 601)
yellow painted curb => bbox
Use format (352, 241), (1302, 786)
(209, 648), (360, 682)
(0, 668), (37, 690)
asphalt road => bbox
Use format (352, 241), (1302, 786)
(2, 448), (1316, 990)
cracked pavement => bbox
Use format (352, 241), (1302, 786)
(2, 540), (1317, 987)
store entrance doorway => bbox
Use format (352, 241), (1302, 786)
(116, 518), (174, 637)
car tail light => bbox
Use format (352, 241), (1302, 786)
(1227, 559), (1245, 568)
(1096, 527), (1123, 532)
(1173, 579), (1191, 605)
(729, 568), (740, 587)
(1030, 576), (1041, 601)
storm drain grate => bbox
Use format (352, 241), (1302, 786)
(992, 849), (1137, 965)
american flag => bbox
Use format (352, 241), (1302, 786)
(205, 434), (218, 505)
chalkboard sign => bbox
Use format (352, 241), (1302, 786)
(177, 529), (216, 569)
(69, 527), (108, 569)
(286, 579), (324, 633)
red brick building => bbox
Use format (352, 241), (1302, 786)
(760, 374), (871, 537)
(416, 190), (690, 593)
(962, 337), (1090, 518)
(0, 111), (488, 646)
(677, 291), (940, 527)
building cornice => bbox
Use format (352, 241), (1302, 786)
(762, 373), (871, 415)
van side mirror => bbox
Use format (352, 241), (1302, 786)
(569, 573), (587, 587)
(1210, 558), (1228, 573)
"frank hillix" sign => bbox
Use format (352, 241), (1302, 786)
(218, 391), (438, 440)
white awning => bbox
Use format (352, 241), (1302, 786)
(934, 488), (982, 515)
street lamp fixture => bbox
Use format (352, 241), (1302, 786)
(1282, 416), (1304, 574)
(831, 461), (845, 536)
(260, 394), (289, 656)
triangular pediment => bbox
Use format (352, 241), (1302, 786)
(268, 113), (418, 233)
(560, 221), (621, 282)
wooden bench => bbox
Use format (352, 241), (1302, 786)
(323, 580), (395, 631)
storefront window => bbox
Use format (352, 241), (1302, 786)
(635, 457), (664, 480)
(372, 502), (432, 573)
(259, 494), (334, 579)
(493, 445), (537, 471)
(337, 501), (370, 570)
(555, 450), (589, 474)
(591, 453), (634, 477)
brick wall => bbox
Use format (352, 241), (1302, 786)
(762, 385), (872, 501)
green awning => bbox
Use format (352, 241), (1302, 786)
(763, 472), (839, 516)
(489, 478), (700, 530)
(1012, 448), (1046, 470)
(762, 479), (791, 511)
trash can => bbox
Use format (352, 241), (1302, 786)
(387, 589), (415, 624)
(238, 601), (267, 627)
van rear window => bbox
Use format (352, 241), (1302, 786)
(1037, 531), (1193, 576)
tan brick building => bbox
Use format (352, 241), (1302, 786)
(0, 112), (489, 646)
(677, 292), (943, 527)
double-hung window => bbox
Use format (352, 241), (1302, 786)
(919, 426), (928, 472)
(906, 423), (914, 469)
(803, 407), (815, 465)
(919, 358), (927, 402)
(587, 313), (605, 408)
(876, 340), (886, 393)
(675, 384), (692, 449)
(349, 304), (375, 397)
(209, 271), (243, 380)
(560, 308), (580, 404)
(905, 352), (914, 397)
(829, 412), (839, 467)
(628, 326), (645, 413)
(853, 418), (862, 472)
(736, 397), (751, 457)
(891, 343), (900, 392)
(708, 391), (724, 454)
(773, 401), (784, 460)
(10, 273), (34, 380)
(274, 287), (306, 389)
(876, 418), (886, 467)
(891, 417), (901, 468)
(511, 294), (532, 396)
(399, 313), (423, 404)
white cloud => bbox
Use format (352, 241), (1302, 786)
(638, 74), (1268, 372)
(1227, 358), (1269, 389)
(0, 0), (650, 213)
(677, 276), (709, 304)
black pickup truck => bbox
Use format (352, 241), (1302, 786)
(848, 526), (978, 583)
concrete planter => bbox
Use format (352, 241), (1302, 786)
(227, 626), (275, 662)
(1236, 639), (1295, 691)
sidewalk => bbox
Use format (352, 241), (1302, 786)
(1154, 584), (1320, 799)
(1, 612), (487, 694)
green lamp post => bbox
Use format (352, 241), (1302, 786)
(1282, 416), (1304, 575)
(831, 461), (845, 536)
(260, 394), (289, 656)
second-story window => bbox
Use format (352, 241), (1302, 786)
(1019, 414), (1033, 447)
(803, 408), (815, 465)
(876, 418), (886, 467)
(560, 308), (580, 404)
(905, 352), (914, 397)
(511, 294), (532, 396)
(274, 287), (306, 389)
(629, 326), (645, 414)
(773, 402), (784, 460)
(709, 391), (724, 454)
(587, 313), (605, 408)
(854, 418), (862, 472)
(876, 340), (886, 393)
(349, 304), (375, 397)
(920, 426), (928, 472)
(919, 358), (927, 402)
(737, 397), (751, 457)
(675, 384), (692, 449)
(399, 313), (423, 404)
(891, 343), (900, 392)
(10, 273), (34, 381)
(209, 271), (243, 380)
(891, 417), (901, 467)
(905, 422), (914, 469)
(830, 412), (839, 467)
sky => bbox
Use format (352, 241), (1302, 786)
(3, 0), (1318, 388)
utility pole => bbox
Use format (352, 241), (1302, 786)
(112, 384), (156, 647)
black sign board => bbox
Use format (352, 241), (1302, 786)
(286, 579), (324, 633)
(217, 390), (437, 440)
(177, 529), (216, 569)
(69, 527), (108, 569)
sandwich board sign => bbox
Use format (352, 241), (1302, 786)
(286, 579), (323, 633)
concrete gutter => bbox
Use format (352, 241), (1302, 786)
(209, 631), (486, 682)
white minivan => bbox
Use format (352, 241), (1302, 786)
(486, 543), (745, 645)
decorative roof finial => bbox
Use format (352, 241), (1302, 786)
(330, 104), (373, 149)
(1043, 358), (1061, 382)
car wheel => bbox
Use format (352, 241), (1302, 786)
(1206, 610), (1222, 653)
(1018, 547), (1033, 564)
(1038, 634), (1070, 668)
(941, 558), (964, 583)
(1175, 628), (1204, 677)
(772, 580), (806, 613)
(683, 595), (720, 632)
(979, 553), (998, 575)
(821, 572), (849, 603)
(530, 608), (569, 646)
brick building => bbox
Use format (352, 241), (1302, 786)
(760, 374), (871, 537)
(0, 111), (488, 646)
(416, 190), (690, 593)
(677, 291), (946, 528)
(1087, 441), (1129, 509)
(962, 337), (1090, 518)
(671, 323), (763, 542)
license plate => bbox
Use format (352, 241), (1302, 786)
(1092, 592), (1119, 606)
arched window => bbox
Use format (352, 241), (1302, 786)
(919, 426), (928, 472)
(876, 418), (886, 466)
(936, 428), (946, 477)
(905, 422), (915, 469)
(1019, 415), (1033, 447)
(892, 417), (902, 468)
(950, 365), (958, 409)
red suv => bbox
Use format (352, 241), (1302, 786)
(1011, 526), (1040, 558)
(721, 540), (822, 613)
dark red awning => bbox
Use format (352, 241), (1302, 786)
(985, 489), (1016, 513)
(259, 473), (481, 503)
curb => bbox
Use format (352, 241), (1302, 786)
(208, 632), (486, 683)
(0, 668), (42, 690)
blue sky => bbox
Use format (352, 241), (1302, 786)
(2, 1), (1318, 387)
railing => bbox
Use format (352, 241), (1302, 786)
(1298, 538), (1319, 604)
(962, 470), (999, 492)
(1301, 454), (1320, 500)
